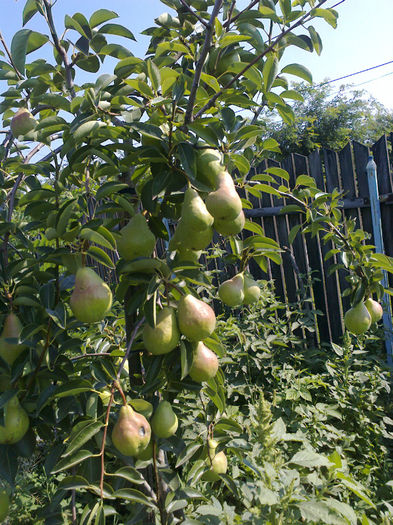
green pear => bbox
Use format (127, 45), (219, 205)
(169, 220), (213, 252)
(189, 342), (219, 382)
(196, 148), (224, 188)
(0, 490), (9, 522)
(243, 275), (261, 305)
(177, 294), (216, 341)
(112, 404), (151, 457)
(70, 267), (112, 323)
(214, 210), (245, 236)
(151, 401), (178, 438)
(143, 307), (180, 355)
(365, 298), (383, 323)
(117, 214), (156, 260)
(182, 188), (214, 231)
(203, 439), (227, 481)
(0, 395), (29, 445)
(205, 171), (242, 221)
(174, 248), (202, 264)
(0, 313), (26, 366)
(218, 273), (244, 307)
(344, 302), (371, 335)
(10, 108), (36, 137)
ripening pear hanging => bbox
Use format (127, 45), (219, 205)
(169, 219), (213, 251)
(189, 342), (219, 383)
(205, 171), (242, 221)
(0, 395), (29, 445)
(195, 148), (224, 188)
(143, 307), (180, 355)
(214, 210), (245, 236)
(218, 273), (244, 307)
(365, 297), (383, 323)
(70, 267), (112, 323)
(112, 404), (151, 457)
(151, 401), (178, 439)
(243, 275), (261, 305)
(177, 294), (216, 341)
(117, 213), (156, 260)
(181, 188), (214, 232)
(10, 108), (37, 137)
(344, 302), (371, 335)
(0, 313), (26, 366)
(203, 439), (228, 481)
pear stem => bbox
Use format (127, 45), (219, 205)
(163, 280), (185, 297)
(114, 380), (127, 406)
(99, 385), (116, 499)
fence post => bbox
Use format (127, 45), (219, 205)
(366, 155), (393, 367)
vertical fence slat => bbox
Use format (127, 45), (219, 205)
(353, 141), (373, 242)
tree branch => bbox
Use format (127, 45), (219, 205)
(193, 0), (331, 121)
(42, 0), (76, 98)
(223, 0), (259, 28)
(184, 0), (223, 124)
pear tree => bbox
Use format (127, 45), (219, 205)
(0, 0), (390, 523)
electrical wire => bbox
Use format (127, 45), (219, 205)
(318, 60), (393, 86)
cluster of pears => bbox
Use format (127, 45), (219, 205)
(218, 272), (260, 307)
(70, 267), (112, 323)
(0, 313), (30, 446)
(203, 438), (228, 482)
(344, 297), (383, 335)
(111, 400), (179, 459)
(169, 149), (245, 263)
(143, 293), (219, 383)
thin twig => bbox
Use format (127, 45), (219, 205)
(193, 0), (331, 120)
(116, 316), (145, 380)
(223, 0), (259, 28)
(184, 0), (223, 124)
(179, 0), (208, 27)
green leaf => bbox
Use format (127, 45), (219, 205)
(74, 120), (107, 141)
(308, 25), (323, 55)
(296, 174), (317, 187)
(58, 475), (90, 491)
(52, 449), (94, 473)
(263, 54), (279, 92)
(108, 466), (145, 485)
(54, 380), (93, 399)
(147, 59), (161, 93)
(90, 9), (118, 28)
(311, 7), (338, 28)
(23, 0), (39, 26)
(281, 63), (312, 84)
(11, 29), (31, 75)
(113, 488), (156, 508)
(180, 340), (194, 381)
(98, 24), (135, 41)
(65, 15), (88, 38)
(175, 442), (202, 468)
(80, 228), (114, 251)
(96, 182), (128, 201)
(87, 246), (115, 268)
(62, 419), (103, 458)
(290, 449), (332, 468)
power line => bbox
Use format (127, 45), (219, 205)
(319, 60), (393, 86)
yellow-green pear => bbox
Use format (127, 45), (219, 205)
(203, 439), (227, 481)
(196, 148), (224, 188)
(214, 210), (245, 236)
(0, 313), (26, 366)
(218, 273), (244, 307)
(182, 188), (213, 231)
(174, 249), (202, 264)
(10, 108), (36, 137)
(177, 294), (216, 341)
(365, 298), (383, 323)
(117, 213), (156, 260)
(143, 307), (180, 355)
(205, 171), (242, 221)
(70, 267), (112, 323)
(151, 401), (178, 438)
(189, 342), (219, 383)
(112, 404), (151, 457)
(169, 220), (213, 251)
(0, 490), (9, 522)
(0, 395), (29, 445)
(344, 302), (371, 335)
(243, 275), (261, 305)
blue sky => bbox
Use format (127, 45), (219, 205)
(1, 0), (393, 108)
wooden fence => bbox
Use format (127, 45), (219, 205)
(242, 134), (393, 343)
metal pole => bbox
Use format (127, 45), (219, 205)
(366, 155), (393, 367)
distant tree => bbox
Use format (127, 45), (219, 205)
(263, 82), (393, 157)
